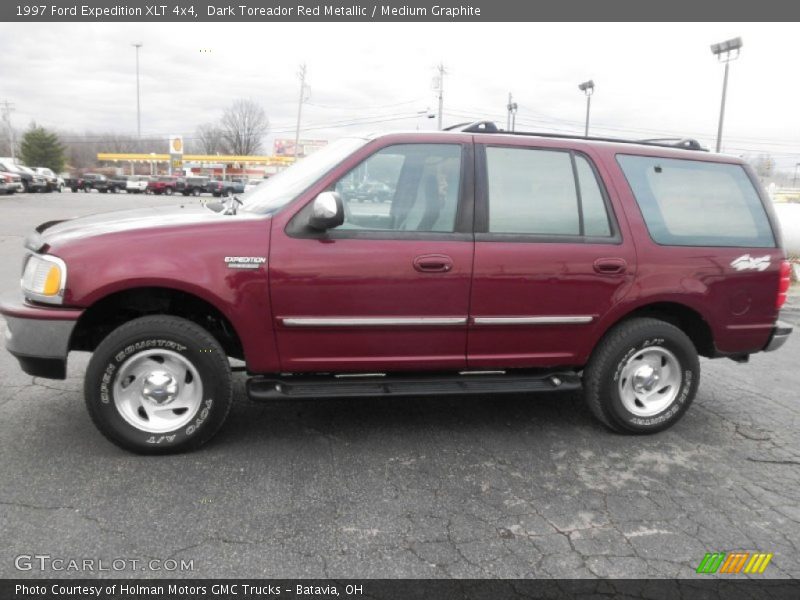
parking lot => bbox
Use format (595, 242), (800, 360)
(1, 191), (799, 578)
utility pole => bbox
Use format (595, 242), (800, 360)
(1, 99), (15, 160)
(132, 43), (142, 139)
(293, 63), (309, 160)
(506, 93), (518, 131)
(435, 62), (446, 130)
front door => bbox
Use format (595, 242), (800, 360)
(269, 139), (475, 372)
(468, 140), (636, 368)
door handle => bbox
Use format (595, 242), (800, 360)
(593, 257), (627, 275)
(413, 254), (453, 273)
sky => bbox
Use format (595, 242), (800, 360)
(0, 22), (798, 169)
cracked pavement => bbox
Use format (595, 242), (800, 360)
(1, 193), (799, 579)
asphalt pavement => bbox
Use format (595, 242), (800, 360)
(1, 191), (799, 579)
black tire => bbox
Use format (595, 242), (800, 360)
(21, 180), (29, 193)
(164, 187), (174, 196)
(110, 186), (118, 194)
(192, 188), (200, 197)
(583, 317), (700, 434)
(85, 316), (234, 454)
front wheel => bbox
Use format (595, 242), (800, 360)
(583, 317), (700, 434)
(85, 316), (234, 454)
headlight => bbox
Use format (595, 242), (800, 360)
(21, 254), (67, 304)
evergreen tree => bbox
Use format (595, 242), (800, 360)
(19, 125), (66, 172)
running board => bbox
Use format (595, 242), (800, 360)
(246, 371), (581, 401)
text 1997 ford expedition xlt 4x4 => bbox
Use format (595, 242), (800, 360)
(1, 122), (792, 454)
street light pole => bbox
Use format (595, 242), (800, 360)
(710, 37), (742, 153)
(578, 80), (594, 137)
(132, 43), (142, 138)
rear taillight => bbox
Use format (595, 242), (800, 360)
(777, 260), (791, 309)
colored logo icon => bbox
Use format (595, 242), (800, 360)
(696, 552), (773, 574)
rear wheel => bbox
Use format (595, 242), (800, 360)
(85, 316), (233, 454)
(584, 317), (699, 434)
(192, 188), (200, 196)
(21, 180), (29, 193)
(164, 187), (174, 196)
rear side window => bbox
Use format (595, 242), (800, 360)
(485, 147), (613, 237)
(617, 155), (775, 247)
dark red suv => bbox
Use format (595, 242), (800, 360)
(1, 122), (792, 453)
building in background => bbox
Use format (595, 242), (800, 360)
(274, 138), (328, 158)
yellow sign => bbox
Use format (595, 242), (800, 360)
(169, 136), (184, 155)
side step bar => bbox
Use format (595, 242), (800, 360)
(247, 371), (581, 401)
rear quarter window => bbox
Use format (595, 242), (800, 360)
(617, 155), (775, 248)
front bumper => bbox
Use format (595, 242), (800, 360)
(764, 320), (793, 352)
(0, 294), (83, 379)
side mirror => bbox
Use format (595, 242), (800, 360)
(308, 191), (344, 231)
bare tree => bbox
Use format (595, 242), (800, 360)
(196, 122), (226, 155)
(753, 153), (775, 179)
(219, 99), (269, 155)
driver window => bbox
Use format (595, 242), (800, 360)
(334, 144), (462, 232)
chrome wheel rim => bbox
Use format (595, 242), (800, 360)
(113, 349), (203, 433)
(618, 346), (682, 417)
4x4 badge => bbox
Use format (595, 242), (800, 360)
(730, 254), (770, 272)
(224, 256), (266, 269)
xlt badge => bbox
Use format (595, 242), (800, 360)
(224, 256), (266, 269)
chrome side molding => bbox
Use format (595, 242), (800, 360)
(282, 317), (468, 327)
(472, 316), (594, 325)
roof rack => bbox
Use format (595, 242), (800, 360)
(444, 121), (707, 151)
(443, 121), (500, 133)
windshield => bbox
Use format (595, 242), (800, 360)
(240, 137), (368, 214)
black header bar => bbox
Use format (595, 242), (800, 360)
(4, 0), (800, 22)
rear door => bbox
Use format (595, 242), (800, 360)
(269, 138), (475, 372)
(468, 139), (636, 368)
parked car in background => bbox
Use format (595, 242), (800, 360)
(244, 177), (269, 193)
(126, 176), (150, 194)
(0, 159), (47, 192)
(34, 167), (64, 193)
(64, 174), (83, 192)
(176, 176), (210, 196)
(147, 176), (179, 195)
(352, 180), (394, 203)
(0, 171), (22, 194)
(207, 178), (246, 197)
(79, 173), (127, 193)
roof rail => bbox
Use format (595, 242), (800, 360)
(445, 120), (707, 151)
(444, 121), (500, 133)
(636, 138), (706, 151)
